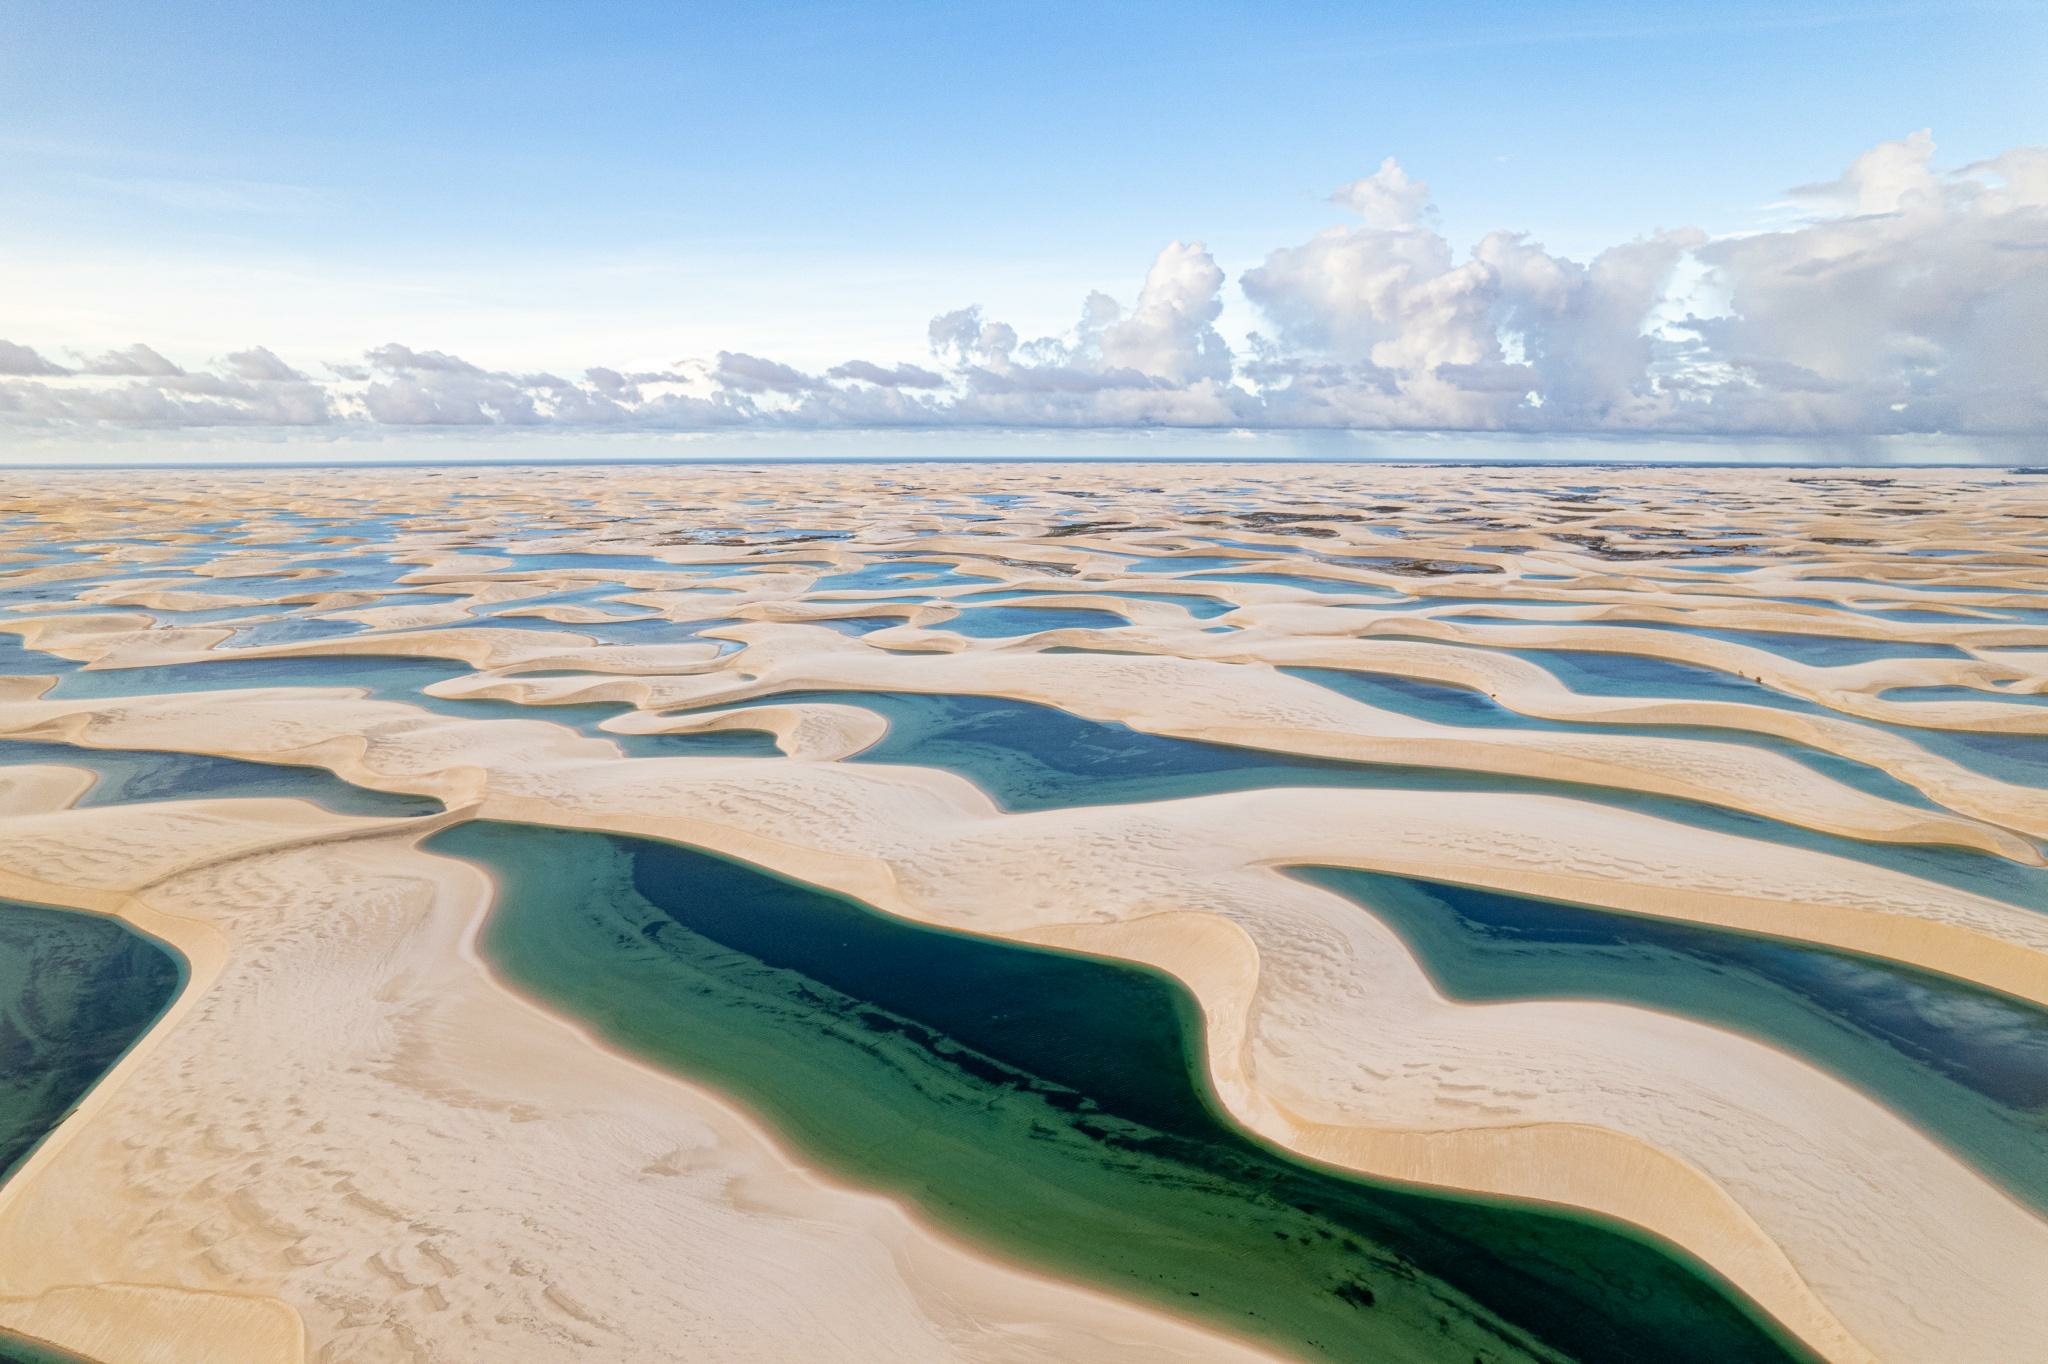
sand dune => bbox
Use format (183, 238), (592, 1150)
(2, 462), (2046, 1362)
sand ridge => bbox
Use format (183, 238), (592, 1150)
(0, 790), (1291, 1364)
(3, 462), (2047, 1362)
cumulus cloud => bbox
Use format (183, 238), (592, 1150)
(1328, 156), (1435, 230)
(0, 341), (69, 377)
(1242, 164), (1704, 430)
(221, 346), (305, 382)
(928, 306), (1019, 369)
(707, 351), (822, 395)
(4, 132), (2041, 439)
(364, 343), (487, 376)
(825, 359), (947, 388)
(1679, 133), (2048, 433)
(79, 343), (185, 377)
(1092, 241), (1233, 385)
(1792, 128), (1942, 215)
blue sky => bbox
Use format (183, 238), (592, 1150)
(1, 1), (2043, 456)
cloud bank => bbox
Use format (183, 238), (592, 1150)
(4, 133), (2042, 440)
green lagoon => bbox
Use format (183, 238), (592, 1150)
(0, 1332), (97, 1364)
(0, 899), (183, 1184)
(441, 819), (1812, 1364)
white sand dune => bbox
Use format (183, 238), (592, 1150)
(2, 462), (2046, 1362)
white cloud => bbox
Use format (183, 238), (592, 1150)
(825, 359), (947, 389)
(707, 352), (822, 395)
(77, 342), (185, 377)
(221, 346), (305, 382)
(4, 133), (2041, 441)
(1092, 241), (1232, 385)
(1678, 134), (2048, 434)
(927, 306), (1019, 369)
(1328, 157), (1435, 231)
(0, 341), (69, 377)
(1792, 129), (1941, 215)
(1240, 165), (1700, 429)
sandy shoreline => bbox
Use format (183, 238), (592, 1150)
(0, 775), (1287, 1364)
(2, 462), (2046, 1362)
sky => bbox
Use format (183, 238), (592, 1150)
(1, 0), (2044, 462)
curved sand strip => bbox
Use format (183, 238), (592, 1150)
(427, 632), (2044, 859)
(9, 689), (2048, 1358)
(1177, 629), (2048, 841)
(8, 461), (2048, 1363)
(0, 793), (1284, 1364)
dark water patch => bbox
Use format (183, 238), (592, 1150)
(0, 739), (443, 818)
(0, 1329), (97, 1364)
(1293, 666), (1941, 808)
(1881, 686), (2048, 709)
(0, 631), (84, 677)
(40, 655), (759, 759)
(702, 688), (1444, 813)
(705, 683), (2045, 911)
(1317, 556), (1503, 578)
(1522, 647), (1832, 713)
(0, 899), (184, 1183)
(1903, 727), (2048, 790)
(625, 726), (785, 759)
(1287, 667), (2044, 908)
(447, 820), (1808, 1364)
(1298, 869), (2048, 1215)
(1483, 646), (2048, 789)
(45, 654), (474, 708)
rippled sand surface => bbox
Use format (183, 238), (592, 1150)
(0, 461), (2044, 1363)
